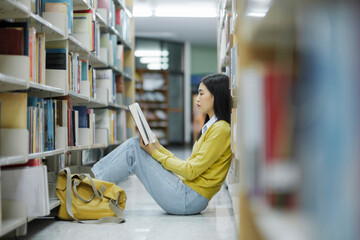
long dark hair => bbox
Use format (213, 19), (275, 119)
(197, 73), (231, 140)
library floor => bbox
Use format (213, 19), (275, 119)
(4, 146), (238, 240)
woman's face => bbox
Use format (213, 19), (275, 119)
(196, 82), (214, 117)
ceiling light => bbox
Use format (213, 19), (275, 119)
(135, 50), (169, 57)
(246, 12), (267, 17)
(154, 5), (216, 18)
(147, 63), (162, 70)
(161, 63), (169, 70)
(140, 57), (162, 64)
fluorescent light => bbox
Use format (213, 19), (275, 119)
(146, 63), (169, 70)
(161, 63), (169, 70)
(246, 12), (267, 17)
(154, 5), (216, 18)
(135, 50), (169, 57)
(140, 57), (162, 64)
(139, 57), (169, 64)
(147, 63), (162, 70)
(133, 3), (217, 18)
(161, 51), (169, 57)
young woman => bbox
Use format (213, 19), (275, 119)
(91, 73), (232, 215)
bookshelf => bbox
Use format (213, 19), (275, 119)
(0, 0), (135, 237)
(218, 0), (360, 239)
(135, 70), (169, 145)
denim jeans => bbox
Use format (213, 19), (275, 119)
(91, 137), (209, 215)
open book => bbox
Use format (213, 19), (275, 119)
(128, 103), (156, 145)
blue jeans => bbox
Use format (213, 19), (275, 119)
(91, 137), (209, 215)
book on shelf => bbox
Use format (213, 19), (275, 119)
(73, 106), (88, 128)
(96, 69), (114, 103)
(100, 33), (110, 63)
(89, 68), (97, 99)
(36, 32), (46, 84)
(94, 109), (116, 143)
(68, 51), (81, 93)
(0, 92), (27, 129)
(73, 9), (95, 51)
(31, 0), (42, 15)
(46, 48), (67, 70)
(116, 44), (124, 70)
(44, 2), (67, 14)
(0, 100), (1, 156)
(115, 8), (122, 30)
(109, 0), (116, 27)
(115, 75), (124, 105)
(2, 158), (42, 169)
(116, 109), (127, 142)
(1, 165), (50, 217)
(28, 96), (40, 153)
(29, 27), (36, 82)
(110, 34), (117, 66)
(73, 16), (90, 49)
(0, 21), (29, 56)
(80, 59), (89, 81)
(128, 102), (156, 146)
(72, 109), (79, 146)
(44, 98), (55, 151)
(42, 0), (73, 34)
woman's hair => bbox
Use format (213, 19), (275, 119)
(197, 73), (231, 140)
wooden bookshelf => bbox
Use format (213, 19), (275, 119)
(0, 0), (135, 237)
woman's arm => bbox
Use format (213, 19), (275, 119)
(151, 123), (230, 180)
(140, 132), (175, 157)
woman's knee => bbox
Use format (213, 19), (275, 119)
(125, 136), (140, 147)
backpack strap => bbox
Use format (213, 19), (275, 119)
(60, 167), (125, 224)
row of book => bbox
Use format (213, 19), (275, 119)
(0, 92), (128, 156)
(0, 23), (125, 97)
(46, 47), (125, 103)
(31, 0), (132, 44)
(96, 69), (126, 105)
(72, 8), (101, 55)
(229, 60), (297, 209)
(0, 21), (46, 84)
(96, 0), (132, 45)
(100, 32), (124, 70)
(116, 8), (131, 45)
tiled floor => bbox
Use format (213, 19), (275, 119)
(3, 145), (238, 240)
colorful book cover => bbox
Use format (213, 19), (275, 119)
(42, 0), (72, 34)
(46, 48), (67, 70)
(45, 99), (54, 151)
(80, 60), (88, 81)
(44, 2), (67, 14)
(73, 106), (88, 128)
(0, 93), (28, 129)
(0, 22), (28, 55)
(29, 27), (36, 82)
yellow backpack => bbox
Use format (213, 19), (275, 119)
(56, 167), (127, 223)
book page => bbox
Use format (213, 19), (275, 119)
(135, 103), (156, 144)
(129, 103), (149, 145)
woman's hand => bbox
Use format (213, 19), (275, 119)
(139, 132), (161, 155)
(152, 133), (162, 149)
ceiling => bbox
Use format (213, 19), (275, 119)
(132, 0), (219, 47)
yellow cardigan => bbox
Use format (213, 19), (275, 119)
(151, 120), (232, 200)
